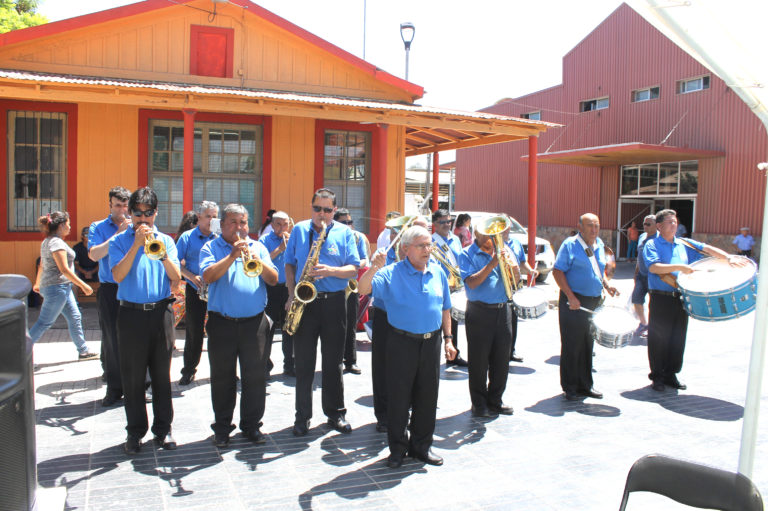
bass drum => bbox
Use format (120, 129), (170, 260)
(591, 305), (637, 349)
(450, 288), (467, 324)
(512, 287), (548, 320)
(676, 257), (757, 321)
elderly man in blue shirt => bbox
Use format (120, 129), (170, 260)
(88, 186), (132, 407)
(199, 203), (278, 447)
(175, 200), (219, 386)
(360, 225), (457, 469)
(553, 213), (617, 401)
(109, 187), (181, 455)
(732, 226), (755, 258)
(284, 188), (361, 437)
(643, 209), (744, 392)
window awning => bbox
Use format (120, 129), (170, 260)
(521, 142), (724, 167)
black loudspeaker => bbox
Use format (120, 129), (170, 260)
(0, 275), (36, 511)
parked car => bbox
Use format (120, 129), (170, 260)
(450, 211), (555, 282)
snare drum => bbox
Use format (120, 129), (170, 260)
(512, 287), (548, 320)
(450, 288), (467, 323)
(676, 257), (757, 321)
(591, 305), (637, 349)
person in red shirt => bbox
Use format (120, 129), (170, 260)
(626, 221), (639, 260)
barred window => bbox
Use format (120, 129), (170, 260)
(8, 111), (67, 231)
(323, 130), (371, 233)
(148, 120), (263, 232)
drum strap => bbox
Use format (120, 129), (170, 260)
(576, 235), (607, 295)
(675, 237), (706, 257)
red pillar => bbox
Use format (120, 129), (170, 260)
(527, 135), (538, 285)
(370, 124), (388, 240)
(182, 108), (196, 214)
(431, 151), (440, 212)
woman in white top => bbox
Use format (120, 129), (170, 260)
(29, 211), (97, 360)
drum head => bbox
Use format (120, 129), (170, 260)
(591, 306), (636, 335)
(512, 287), (547, 307)
(677, 257), (756, 293)
(450, 289), (467, 310)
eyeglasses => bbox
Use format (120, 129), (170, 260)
(643, 222), (653, 226)
(436, 220), (451, 225)
(312, 205), (334, 214)
(413, 243), (433, 251)
(132, 209), (156, 218)
(339, 219), (353, 225)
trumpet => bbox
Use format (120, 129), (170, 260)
(477, 215), (522, 300)
(238, 233), (263, 277)
(144, 230), (167, 260)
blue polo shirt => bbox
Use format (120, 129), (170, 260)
(643, 236), (704, 292)
(259, 232), (287, 284)
(371, 258), (451, 334)
(88, 215), (120, 284)
(386, 246), (397, 265)
(553, 234), (606, 297)
(353, 230), (369, 263)
(636, 232), (658, 276)
(284, 220), (360, 293)
(459, 243), (510, 304)
(175, 226), (217, 290)
(109, 226), (179, 303)
(432, 232), (462, 280)
(199, 236), (276, 318)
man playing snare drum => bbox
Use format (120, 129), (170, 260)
(643, 209), (746, 392)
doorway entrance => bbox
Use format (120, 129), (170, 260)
(617, 197), (696, 259)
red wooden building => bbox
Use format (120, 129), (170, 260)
(456, 3), (767, 257)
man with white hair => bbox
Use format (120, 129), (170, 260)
(175, 200), (219, 386)
(359, 225), (457, 469)
(733, 226), (755, 258)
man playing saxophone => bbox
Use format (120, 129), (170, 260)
(284, 188), (361, 436)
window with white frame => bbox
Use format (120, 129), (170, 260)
(323, 130), (371, 234)
(148, 120), (263, 232)
(521, 111), (541, 120)
(580, 97), (609, 112)
(676, 75), (710, 94)
(631, 86), (660, 102)
(8, 111), (67, 231)
(620, 161), (698, 196)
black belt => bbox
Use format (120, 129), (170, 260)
(650, 289), (681, 298)
(391, 327), (440, 340)
(468, 300), (507, 309)
(119, 298), (173, 311)
(99, 282), (118, 288)
(208, 311), (262, 323)
(315, 291), (344, 299)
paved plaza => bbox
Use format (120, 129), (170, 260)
(31, 263), (768, 510)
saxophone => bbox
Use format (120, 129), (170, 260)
(283, 222), (328, 335)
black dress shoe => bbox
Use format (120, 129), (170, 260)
(664, 378), (687, 390)
(178, 373), (195, 386)
(213, 433), (230, 448)
(488, 403), (514, 415)
(375, 422), (388, 433)
(410, 449), (443, 466)
(153, 433), (177, 450)
(242, 429), (267, 444)
(386, 454), (404, 469)
(101, 393), (122, 407)
(471, 406), (491, 418)
(344, 364), (362, 375)
(564, 391), (582, 401)
(581, 388), (603, 399)
(447, 356), (468, 367)
(327, 416), (352, 434)
(293, 420), (310, 437)
(651, 381), (666, 392)
(510, 352), (524, 363)
(124, 436), (141, 455)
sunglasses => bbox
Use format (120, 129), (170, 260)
(339, 219), (353, 225)
(436, 220), (452, 225)
(132, 209), (156, 218)
(312, 205), (334, 214)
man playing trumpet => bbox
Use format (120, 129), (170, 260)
(199, 204), (278, 447)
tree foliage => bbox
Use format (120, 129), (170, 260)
(0, 0), (47, 34)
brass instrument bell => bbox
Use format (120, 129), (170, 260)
(238, 233), (263, 277)
(144, 231), (167, 260)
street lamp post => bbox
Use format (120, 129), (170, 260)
(400, 22), (415, 80)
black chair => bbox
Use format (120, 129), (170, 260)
(618, 454), (763, 511)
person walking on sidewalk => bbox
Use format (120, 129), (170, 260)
(30, 211), (97, 360)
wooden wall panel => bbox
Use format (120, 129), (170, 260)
(270, 116), (315, 222)
(387, 125), (406, 216)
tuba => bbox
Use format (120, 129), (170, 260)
(144, 231), (167, 260)
(477, 215), (522, 300)
(284, 222), (328, 335)
(238, 233), (263, 277)
(430, 244), (462, 291)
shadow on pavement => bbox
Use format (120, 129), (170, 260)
(320, 423), (388, 467)
(525, 394), (621, 418)
(545, 355), (560, 366)
(36, 399), (104, 435)
(354, 394), (373, 408)
(621, 387), (743, 421)
(433, 411), (488, 450)
(509, 365), (535, 375)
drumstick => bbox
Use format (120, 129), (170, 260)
(566, 302), (595, 314)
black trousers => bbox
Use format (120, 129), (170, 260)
(647, 293), (688, 383)
(97, 282), (121, 397)
(181, 284), (207, 377)
(371, 307), (389, 425)
(207, 312), (269, 435)
(386, 328), (441, 458)
(293, 292), (346, 423)
(265, 283), (293, 370)
(343, 292), (359, 366)
(466, 302), (513, 409)
(117, 304), (174, 439)
(558, 291), (601, 394)
(509, 307), (519, 356)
